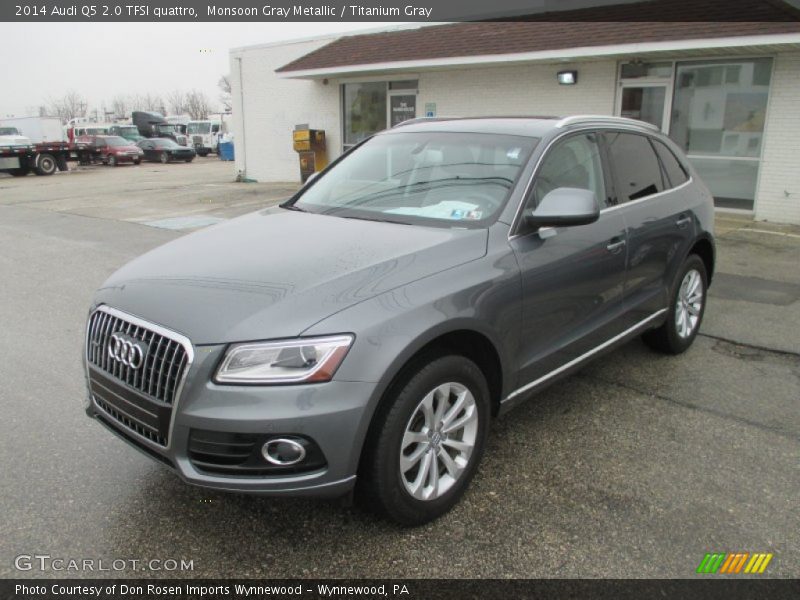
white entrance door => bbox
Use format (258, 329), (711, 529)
(616, 83), (670, 132)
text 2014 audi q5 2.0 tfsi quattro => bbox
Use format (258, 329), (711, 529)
(84, 116), (715, 525)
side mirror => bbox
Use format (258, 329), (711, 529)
(526, 187), (600, 229)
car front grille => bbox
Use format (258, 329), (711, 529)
(193, 135), (203, 145)
(86, 306), (192, 446)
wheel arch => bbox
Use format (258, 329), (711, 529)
(354, 324), (506, 476)
(688, 234), (715, 284)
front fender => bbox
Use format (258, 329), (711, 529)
(301, 249), (521, 475)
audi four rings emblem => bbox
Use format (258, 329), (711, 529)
(108, 332), (147, 369)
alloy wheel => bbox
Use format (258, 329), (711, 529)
(675, 268), (703, 338)
(400, 382), (478, 501)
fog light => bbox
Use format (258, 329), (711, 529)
(262, 438), (307, 466)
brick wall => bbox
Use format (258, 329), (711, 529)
(756, 51), (800, 225)
(417, 61), (618, 118)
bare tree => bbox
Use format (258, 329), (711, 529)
(110, 95), (129, 119)
(185, 89), (211, 120)
(140, 92), (164, 113)
(46, 90), (88, 123)
(218, 75), (232, 112)
(165, 90), (187, 115)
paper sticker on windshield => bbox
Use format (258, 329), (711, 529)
(450, 209), (482, 220)
(506, 147), (522, 160)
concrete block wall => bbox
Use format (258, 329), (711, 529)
(756, 51), (800, 225)
(230, 37), (340, 182)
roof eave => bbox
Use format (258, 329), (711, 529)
(276, 32), (800, 79)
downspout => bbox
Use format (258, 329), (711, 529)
(235, 56), (248, 180)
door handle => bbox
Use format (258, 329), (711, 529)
(606, 238), (626, 254)
(676, 214), (692, 229)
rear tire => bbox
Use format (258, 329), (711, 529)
(642, 254), (707, 354)
(185, 157), (194, 163)
(358, 354), (490, 526)
(35, 153), (57, 176)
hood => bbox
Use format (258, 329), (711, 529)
(0, 134), (32, 147)
(94, 208), (488, 344)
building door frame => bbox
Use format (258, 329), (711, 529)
(615, 81), (672, 133)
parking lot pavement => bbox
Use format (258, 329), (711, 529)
(0, 157), (298, 226)
(0, 165), (797, 578)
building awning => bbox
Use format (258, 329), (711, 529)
(276, 0), (800, 79)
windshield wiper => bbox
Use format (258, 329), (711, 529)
(281, 204), (307, 212)
(337, 214), (411, 225)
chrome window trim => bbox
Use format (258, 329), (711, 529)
(600, 176), (693, 214)
(86, 304), (195, 452)
(508, 124), (693, 240)
(502, 308), (667, 403)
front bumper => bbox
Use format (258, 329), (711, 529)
(85, 343), (377, 497)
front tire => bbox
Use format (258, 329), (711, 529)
(643, 254), (707, 354)
(108, 154), (117, 167)
(160, 152), (169, 164)
(358, 354), (490, 526)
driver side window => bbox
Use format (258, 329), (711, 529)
(529, 133), (606, 210)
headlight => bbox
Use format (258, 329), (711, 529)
(215, 335), (354, 384)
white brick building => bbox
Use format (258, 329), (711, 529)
(230, 15), (800, 224)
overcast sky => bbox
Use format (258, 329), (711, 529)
(0, 22), (405, 119)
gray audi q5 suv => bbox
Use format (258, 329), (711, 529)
(84, 116), (714, 525)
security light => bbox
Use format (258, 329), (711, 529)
(557, 70), (578, 85)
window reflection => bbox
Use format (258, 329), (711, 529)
(670, 58), (772, 158)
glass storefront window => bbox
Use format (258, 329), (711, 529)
(668, 58), (772, 211)
(343, 82), (387, 146)
(670, 58), (772, 158)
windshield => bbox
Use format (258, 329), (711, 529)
(157, 124), (178, 134)
(291, 131), (538, 227)
(187, 122), (211, 134)
(0, 127), (20, 135)
(106, 136), (131, 147)
(118, 126), (138, 135)
(154, 139), (180, 149)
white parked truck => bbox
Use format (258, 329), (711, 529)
(186, 119), (221, 156)
(0, 117), (70, 176)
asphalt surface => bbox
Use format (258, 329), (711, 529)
(0, 161), (798, 579)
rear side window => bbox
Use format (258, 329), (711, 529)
(653, 139), (689, 187)
(605, 132), (664, 203)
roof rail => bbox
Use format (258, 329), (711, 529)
(392, 116), (461, 128)
(555, 115), (660, 131)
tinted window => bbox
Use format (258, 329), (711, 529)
(530, 133), (606, 209)
(605, 132), (664, 202)
(653, 139), (689, 187)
